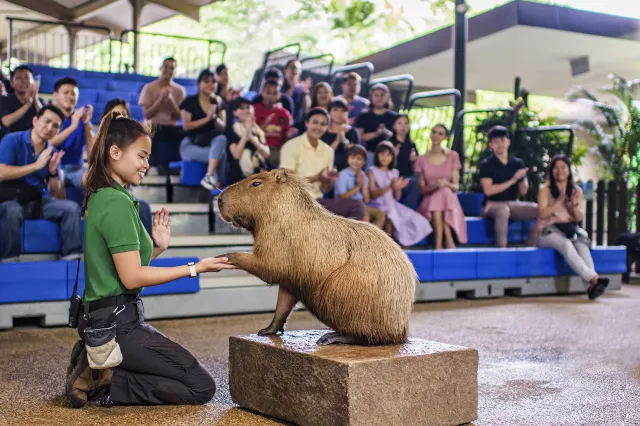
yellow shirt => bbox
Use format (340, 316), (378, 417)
(280, 134), (334, 199)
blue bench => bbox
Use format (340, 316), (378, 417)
(406, 246), (627, 281)
(0, 257), (200, 304)
(169, 161), (208, 186)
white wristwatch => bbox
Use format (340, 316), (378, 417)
(187, 262), (198, 278)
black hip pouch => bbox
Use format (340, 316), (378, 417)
(83, 304), (122, 370)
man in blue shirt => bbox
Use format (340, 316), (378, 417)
(0, 105), (82, 262)
(49, 77), (94, 189)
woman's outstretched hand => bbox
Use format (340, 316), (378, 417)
(152, 208), (171, 251)
(196, 257), (237, 273)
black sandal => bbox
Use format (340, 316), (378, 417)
(588, 277), (609, 300)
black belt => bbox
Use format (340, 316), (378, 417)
(87, 294), (139, 313)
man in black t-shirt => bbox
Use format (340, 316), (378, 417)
(479, 126), (538, 248)
(0, 65), (43, 140)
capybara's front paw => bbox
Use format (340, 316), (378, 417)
(218, 252), (240, 265)
(257, 324), (285, 336)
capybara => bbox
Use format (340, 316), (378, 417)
(217, 168), (418, 345)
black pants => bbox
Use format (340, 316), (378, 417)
(78, 299), (215, 405)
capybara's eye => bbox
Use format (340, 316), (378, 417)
(251, 181), (262, 187)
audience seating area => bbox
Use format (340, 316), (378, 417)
(31, 64), (198, 124)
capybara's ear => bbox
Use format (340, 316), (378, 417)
(275, 168), (289, 183)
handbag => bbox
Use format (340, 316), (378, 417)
(554, 222), (579, 239)
(0, 179), (43, 218)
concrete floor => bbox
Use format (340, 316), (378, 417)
(1, 286), (639, 426)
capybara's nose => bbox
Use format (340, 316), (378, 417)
(217, 196), (223, 209)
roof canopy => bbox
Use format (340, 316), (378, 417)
(354, 0), (640, 98)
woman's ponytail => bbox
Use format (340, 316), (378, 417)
(83, 110), (151, 208)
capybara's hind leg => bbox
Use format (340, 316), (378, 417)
(316, 332), (367, 346)
(258, 286), (298, 336)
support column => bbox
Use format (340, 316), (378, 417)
(65, 26), (78, 68)
(130, 0), (146, 74)
(453, 0), (468, 179)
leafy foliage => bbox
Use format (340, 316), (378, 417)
(567, 73), (640, 231)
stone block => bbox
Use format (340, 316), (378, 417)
(229, 329), (478, 426)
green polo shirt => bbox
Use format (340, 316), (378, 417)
(83, 181), (153, 303)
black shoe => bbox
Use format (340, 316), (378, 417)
(66, 349), (96, 408)
(66, 340), (85, 378)
(588, 277), (609, 300)
(87, 384), (115, 408)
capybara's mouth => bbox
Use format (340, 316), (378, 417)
(233, 215), (253, 232)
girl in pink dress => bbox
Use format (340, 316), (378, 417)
(368, 142), (433, 248)
(415, 124), (467, 249)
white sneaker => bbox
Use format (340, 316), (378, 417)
(200, 175), (217, 190)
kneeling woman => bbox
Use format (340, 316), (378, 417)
(66, 112), (235, 408)
(536, 155), (608, 300)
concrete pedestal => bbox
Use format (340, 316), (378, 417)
(229, 329), (478, 426)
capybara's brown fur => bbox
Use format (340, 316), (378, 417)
(217, 168), (418, 345)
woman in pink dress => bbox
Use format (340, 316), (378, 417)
(415, 124), (467, 249)
(368, 142), (433, 248)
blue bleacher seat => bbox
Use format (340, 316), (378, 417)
(522, 220), (535, 241)
(130, 105), (144, 121)
(81, 77), (109, 91)
(39, 75), (57, 93)
(65, 185), (84, 205)
(29, 64), (55, 78)
(0, 261), (68, 304)
(52, 67), (84, 78)
(477, 248), (518, 279)
(516, 247), (557, 277)
(466, 217), (491, 245)
(98, 90), (133, 103)
(129, 92), (140, 105)
(108, 80), (142, 92)
(178, 161), (208, 186)
(77, 89), (99, 105)
(115, 73), (154, 82)
(405, 250), (433, 281)
(591, 246), (627, 274)
(22, 219), (60, 253)
(433, 249), (478, 281)
(457, 192), (483, 216)
(67, 257), (200, 299)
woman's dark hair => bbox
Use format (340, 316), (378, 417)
(84, 111), (153, 204)
(548, 154), (574, 199)
(392, 113), (413, 144)
(197, 69), (216, 84)
(311, 82), (333, 108)
(432, 123), (450, 137)
(102, 98), (130, 119)
(215, 63), (227, 75)
(374, 141), (397, 169)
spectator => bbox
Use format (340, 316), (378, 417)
(389, 114), (420, 209)
(179, 69), (227, 190)
(254, 79), (295, 167)
(367, 142), (432, 248)
(536, 155), (609, 300)
(102, 99), (153, 235)
(282, 59), (312, 125)
(227, 97), (270, 185)
(321, 99), (362, 171)
(215, 64), (230, 102)
(335, 144), (385, 229)
(355, 83), (397, 163)
(0, 65), (42, 137)
(280, 107), (365, 221)
(0, 105), (82, 262)
(334, 72), (370, 126)
(415, 124), (467, 249)
(138, 57), (186, 175)
(479, 125), (538, 248)
(252, 68), (294, 116)
(49, 77), (94, 190)
(297, 81), (334, 135)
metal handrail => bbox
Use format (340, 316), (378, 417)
(118, 29), (227, 74)
(300, 53), (335, 81)
(368, 74), (414, 110)
(6, 16), (115, 69)
(514, 125), (575, 156)
(330, 62), (375, 96)
(254, 43), (302, 90)
(407, 89), (462, 132)
(451, 107), (515, 148)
